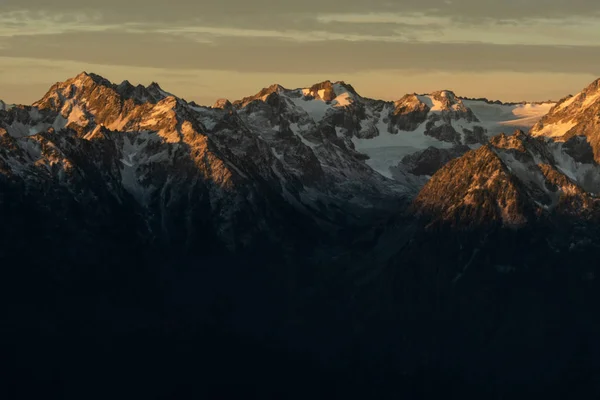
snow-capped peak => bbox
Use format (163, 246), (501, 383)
(530, 77), (600, 158)
(36, 72), (171, 110)
(432, 89), (456, 99)
(416, 90), (470, 113)
(232, 84), (289, 108)
(5, 71), (556, 205)
(301, 80), (358, 102)
(70, 71), (113, 89)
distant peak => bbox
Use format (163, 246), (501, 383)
(146, 81), (172, 99)
(429, 89), (458, 100)
(304, 80), (358, 101)
(35, 72), (171, 109)
(212, 98), (233, 110)
(71, 71), (112, 87)
(394, 93), (424, 106)
(489, 130), (528, 152)
(147, 82), (162, 91)
(75, 71), (90, 79)
(232, 84), (288, 107)
(267, 83), (286, 92)
(117, 79), (134, 90)
(254, 83), (287, 98)
(334, 81), (358, 94)
(309, 80), (333, 90)
(308, 80), (356, 93)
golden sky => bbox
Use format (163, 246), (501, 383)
(1, 1), (600, 104)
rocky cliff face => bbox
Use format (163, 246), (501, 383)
(412, 130), (600, 229)
(531, 78), (600, 160)
(1, 73), (329, 255)
(1, 72), (551, 251)
(228, 80), (550, 182)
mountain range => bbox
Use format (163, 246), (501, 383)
(3, 73), (600, 398)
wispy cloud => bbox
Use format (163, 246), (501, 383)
(316, 13), (447, 26)
(0, 9), (410, 43)
(2, 8), (600, 47)
(0, 9), (406, 43)
(0, 10), (142, 37)
(153, 25), (408, 43)
(316, 13), (600, 46)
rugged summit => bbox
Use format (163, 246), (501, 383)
(413, 130), (600, 229)
(0, 72), (560, 263)
(531, 78), (600, 160)
(1, 73), (330, 262)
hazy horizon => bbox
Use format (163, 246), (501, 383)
(1, 0), (600, 105)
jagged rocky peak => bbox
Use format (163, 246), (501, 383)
(115, 78), (170, 104)
(413, 120), (600, 230)
(389, 94), (431, 131)
(582, 77), (600, 95)
(428, 90), (471, 113)
(212, 98), (233, 110)
(489, 129), (528, 152)
(550, 77), (600, 113)
(431, 89), (457, 100)
(232, 83), (289, 108)
(73, 71), (112, 87)
(395, 90), (465, 111)
(302, 80), (358, 102)
(35, 71), (106, 107)
(255, 83), (287, 98)
(116, 79), (148, 100)
(393, 93), (430, 114)
(24, 72), (189, 141)
(396, 90), (479, 126)
(530, 76), (600, 159)
(35, 72), (170, 111)
(412, 144), (529, 228)
(146, 81), (165, 92)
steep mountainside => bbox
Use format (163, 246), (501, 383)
(413, 130), (600, 229)
(0, 72), (553, 243)
(531, 78), (600, 160)
(1, 73), (329, 254)
(0, 73), (414, 251)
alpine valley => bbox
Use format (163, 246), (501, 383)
(4, 73), (600, 399)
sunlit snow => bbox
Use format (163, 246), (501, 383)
(288, 96), (331, 122)
(533, 120), (577, 137)
(351, 111), (453, 178)
(462, 100), (553, 136)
